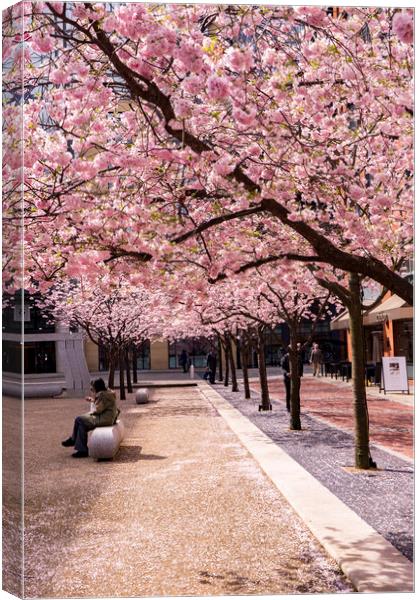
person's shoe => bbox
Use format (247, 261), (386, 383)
(62, 438), (75, 447)
(71, 451), (89, 458)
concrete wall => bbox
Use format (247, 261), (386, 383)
(84, 339), (99, 371)
(150, 340), (169, 370)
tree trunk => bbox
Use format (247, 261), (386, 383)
(289, 324), (302, 430)
(258, 327), (271, 411)
(132, 345), (138, 383)
(119, 350), (126, 400)
(108, 350), (116, 389)
(223, 340), (230, 387)
(217, 336), (223, 381)
(125, 349), (133, 394)
(240, 341), (251, 399)
(348, 273), (372, 469)
(227, 334), (238, 392)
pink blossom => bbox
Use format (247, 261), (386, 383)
(102, 14), (117, 32)
(50, 68), (70, 85)
(175, 43), (203, 73)
(173, 98), (192, 119)
(31, 33), (55, 53)
(392, 11), (413, 44)
(225, 47), (254, 72)
(206, 75), (230, 101)
(214, 156), (235, 176)
(55, 152), (72, 168)
(296, 7), (328, 28)
(183, 75), (203, 95)
(232, 107), (257, 127)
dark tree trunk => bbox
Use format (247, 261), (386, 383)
(348, 273), (372, 469)
(258, 327), (271, 411)
(119, 350), (126, 400)
(132, 345), (138, 383)
(217, 336), (223, 381)
(223, 340), (230, 387)
(125, 349), (133, 394)
(289, 324), (302, 430)
(226, 334), (238, 392)
(240, 341), (251, 399)
(108, 350), (116, 389)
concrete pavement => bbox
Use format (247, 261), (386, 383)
(199, 381), (413, 593)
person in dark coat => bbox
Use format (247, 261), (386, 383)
(179, 349), (189, 373)
(206, 351), (217, 384)
(297, 342), (305, 377)
(281, 345), (304, 413)
(281, 350), (291, 413)
(62, 378), (118, 458)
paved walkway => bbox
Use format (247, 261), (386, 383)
(214, 376), (413, 563)
(251, 374), (414, 460)
(18, 388), (352, 598)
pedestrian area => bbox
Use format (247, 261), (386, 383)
(219, 375), (413, 562)
(14, 386), (354, 598)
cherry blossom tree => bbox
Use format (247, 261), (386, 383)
(2, 3), (413, 304)
(40, 274), (165, 398)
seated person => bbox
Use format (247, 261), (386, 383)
(62, 378), (118, 458)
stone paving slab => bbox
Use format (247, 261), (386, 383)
(198, 383), (413, 593)
(212, 381), (414, 564)
(15, 388), (352, 597)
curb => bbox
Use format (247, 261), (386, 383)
(198, 382), (413, 593)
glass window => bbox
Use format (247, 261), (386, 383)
(24, 342), (56, 374)
(3, 291), (55, 334)
(393, 319), (413, 364)
(169, 338), (213, 369)
(98, 341), (150, 371)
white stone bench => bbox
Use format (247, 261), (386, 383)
(88, 420), (125, 460)
(135, 388), (149, 404)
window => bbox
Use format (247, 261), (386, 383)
(169, 338), (212, 369)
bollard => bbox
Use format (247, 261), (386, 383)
(135, 388), (149, 404)
(190, 364), (195, 379)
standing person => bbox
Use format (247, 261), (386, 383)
(61, 378), (118, 458)
(206, 350), (217, 384)
(310, 343), (323, 377)
(281, 348), (291, 413)
(179, 349), (189, 373)
(296, 342), (305, 377)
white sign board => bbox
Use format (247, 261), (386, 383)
(381, 356), (409, 394)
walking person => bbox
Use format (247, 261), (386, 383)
(206, 350), (217, 384)
(61, 378), (118, 458)
(297, 342), (305, 377)
(310, 343), (323, 377)
(281, 349), (291, 413)
(179, 349), (189, 373)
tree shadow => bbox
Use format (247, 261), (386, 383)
(113, 446), (167, 463)
(319, 526), (413, 591)
(197, 569), (260, 590)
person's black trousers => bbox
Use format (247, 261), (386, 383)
(283, 375), (291, 412)
(72, 415), (96, 453)
(209, 369), (216, 384)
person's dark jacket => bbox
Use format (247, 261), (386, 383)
(207, 353), (217, 371)
(281, 353), (303, 378)
(281, 354), (290, 377)
(89, 390), (118, 427)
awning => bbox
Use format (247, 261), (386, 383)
(364, 295), (413, 325)
(331, 295), (413, 331)
(331, 310), (350, 331)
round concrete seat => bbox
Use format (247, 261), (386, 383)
(88, 421), (124, 460)
(135, 388), (149, 404)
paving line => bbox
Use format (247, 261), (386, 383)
(198, 382), (413, 594)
